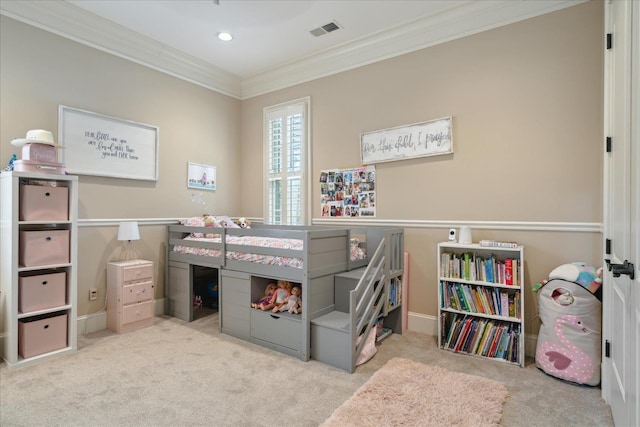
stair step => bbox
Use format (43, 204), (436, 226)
(311, 310), (351, 332)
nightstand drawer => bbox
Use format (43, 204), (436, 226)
(122, 301), (153, 325)
(122, 281), (154, 305)
(122, 264), (153, 282)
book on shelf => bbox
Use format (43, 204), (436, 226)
(479, 240), (518, 248)
(504, 258), (513, 285)
(453, 317), (473, 351)
(446, 315), (464, 349)
(500, 291), (509, 317)
(470, 319), (488, 354)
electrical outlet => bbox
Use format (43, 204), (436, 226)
(89, 288), (98, 300)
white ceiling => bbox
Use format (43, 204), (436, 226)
(1, 0), (581, 99)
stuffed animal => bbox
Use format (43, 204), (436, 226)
(203, 215), (220, 228)
(548, 262), (603, 294)
(533, 262), (603, 295)
(236, 217), (251, 229)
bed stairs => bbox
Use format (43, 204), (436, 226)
(310, 235), (393, 373)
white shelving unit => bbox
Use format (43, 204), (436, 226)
(437, 242), (525, 367)
(1, 171), (78, 368)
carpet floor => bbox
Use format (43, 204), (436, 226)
(0, 313), (614, 427)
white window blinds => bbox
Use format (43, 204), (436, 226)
(264, 98), (309, 225)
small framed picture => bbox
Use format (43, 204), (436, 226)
(188, 162), (216, 191)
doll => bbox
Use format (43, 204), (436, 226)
(260, 280), (291, 311)
(252, 282), (277, 309)
(275, 285), (302, 314)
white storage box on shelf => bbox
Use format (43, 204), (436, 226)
(19, 184), (69, 221)
(19, 230), (70, 267)
(19, 272), (67, 313)
(18, 313), (68, 359)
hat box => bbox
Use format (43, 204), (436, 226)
(13, 159), (66, 175)
(22, 143), (58, 163)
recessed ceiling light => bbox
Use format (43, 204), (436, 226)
(217, 32), (233, 42)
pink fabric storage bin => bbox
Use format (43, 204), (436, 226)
(19, 272), (67, 313)
(19, 230), (70, 267)
(19, 185), (69, 221)
(18, 313), (68, 359)
(13, 159), (66, 175)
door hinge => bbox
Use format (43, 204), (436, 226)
(606, 137), (612, 152)
(606, 238), (611, 254)
(607, 33), (612, 50)
(605, 340), (610, 358)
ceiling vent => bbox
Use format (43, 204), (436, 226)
(310, 21), (342, 37)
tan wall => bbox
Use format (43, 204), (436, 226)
(0, 16), (241, 316)
(240, 1), (604, 334)
(1, 2), (603, 336)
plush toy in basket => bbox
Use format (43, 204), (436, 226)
(533, 262), (602, 386)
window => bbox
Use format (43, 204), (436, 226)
(263, 97), (310, 225)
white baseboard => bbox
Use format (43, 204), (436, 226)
(74, 304), (538, 359)
(406, 311), (537, 359)
(407, 311), (438, 336)
(78, 298), (165, 335)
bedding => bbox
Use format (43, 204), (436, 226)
(171, 217), (367, 269)
(172, 234), (305, 268)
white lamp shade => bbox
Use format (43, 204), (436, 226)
(117, 221), (140, 241)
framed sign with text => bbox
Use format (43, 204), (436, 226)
(360, 116), (453, 165)
(58, 105), (159, 180)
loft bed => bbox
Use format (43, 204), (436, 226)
(165, 217), (404, 371)
(167, 220), (370, 282)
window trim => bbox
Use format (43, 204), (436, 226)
(263, 96), (311, 225)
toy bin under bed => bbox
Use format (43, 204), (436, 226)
(535, 276), (602, 386)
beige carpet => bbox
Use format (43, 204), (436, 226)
(0, 314), (613, 427)
(321, 357), (509, 427)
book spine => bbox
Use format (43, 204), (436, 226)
(504, 258), (513, 285)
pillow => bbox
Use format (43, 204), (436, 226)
(217, 216), (240, 228)
(180, 216), (205, 227)
(180, 216), (206, 237)
(355, 327), (377, 366)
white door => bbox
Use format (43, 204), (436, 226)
(603, 1), (639, 426)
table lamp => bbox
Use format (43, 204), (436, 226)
(117, 221), (140, 261)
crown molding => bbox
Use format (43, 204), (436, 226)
(1, 0), (583, 100)
(241, 0), (583, 98)
(0, 0), (241, 98)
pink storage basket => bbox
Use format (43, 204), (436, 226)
(19, 185), (69, 221)
(19, 230), (70, 267)
(18, 313), (68, 359)
(19, 272), (67, 313)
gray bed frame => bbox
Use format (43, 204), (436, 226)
(165, 223), (404, 372)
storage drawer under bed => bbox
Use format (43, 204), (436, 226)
(250, 310), (302, 350)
